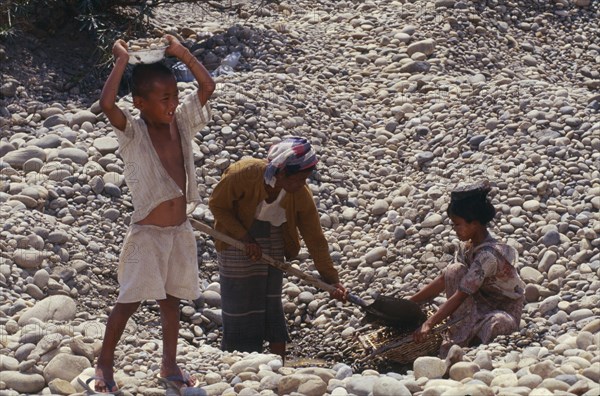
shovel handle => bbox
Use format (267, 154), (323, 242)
(191, 219), (332, 291)
(190, 219), (358, 296)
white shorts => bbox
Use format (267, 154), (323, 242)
(117, 220), (200, 303)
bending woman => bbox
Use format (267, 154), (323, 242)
(410, 182), (525, 357)
(208, 137), (347, 361)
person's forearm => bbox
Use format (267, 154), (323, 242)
(100, 57), (128, 112)
(296, 200), (339, 284)
(409, 275), (444, 303)
(307, 241), (339, 284)
(424, 290), (468, 327)
(209, 207), (248, 240)
(179, 48), (215, 105)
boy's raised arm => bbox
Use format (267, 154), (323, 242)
(165, 35), (215, 106)
(100, 39), (129, 131)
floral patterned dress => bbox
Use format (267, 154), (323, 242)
(440, 234), (525, 357)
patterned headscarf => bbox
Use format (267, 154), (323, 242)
(264, 137), (318, 187)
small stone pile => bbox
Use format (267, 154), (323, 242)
(0, 0), (598, 395)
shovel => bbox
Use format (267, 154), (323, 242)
(190, 219), (426, 330)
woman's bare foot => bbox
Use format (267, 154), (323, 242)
(159, 366), (195, 389)
(94, 365), (118, 392)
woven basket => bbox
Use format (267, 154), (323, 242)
(358, 322), (447, 365)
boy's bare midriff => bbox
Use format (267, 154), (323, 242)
(136, 122), (188, 227)
(136, 196), (187, 226)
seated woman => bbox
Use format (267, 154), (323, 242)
(208, 137), (347, 362)
(410, 181), (525, 357)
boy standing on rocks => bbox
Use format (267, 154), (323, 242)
(85, 35), (214, 394)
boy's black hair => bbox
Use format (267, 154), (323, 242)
(447, 182), (496, 225)
(131, 62), (174, 98)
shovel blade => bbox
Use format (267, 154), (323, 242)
(363, 296), (427, 330)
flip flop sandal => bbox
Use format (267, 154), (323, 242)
(77, 376), (123, 396)
(158, 373), (206, 396)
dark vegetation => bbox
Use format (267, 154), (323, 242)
(0, 0), (276, 101)
(0, 0), (250, 46)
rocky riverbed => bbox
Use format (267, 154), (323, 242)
(1, 0), (599, 395)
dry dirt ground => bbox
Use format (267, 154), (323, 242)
(0, 23), (106, 109)
(0, 2), (254, 108)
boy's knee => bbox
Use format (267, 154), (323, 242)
(157, 294), (181, 310)
(113, 301), (140, 317)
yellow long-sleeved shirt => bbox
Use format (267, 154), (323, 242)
(208, 158), (339, 284)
